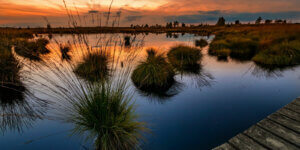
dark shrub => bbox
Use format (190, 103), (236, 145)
(195, 39), (208, 48)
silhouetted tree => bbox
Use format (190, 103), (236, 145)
(47, 23), (51, 29)
(145, 24), (149, 28)
(255, 17), (262, 24)
(235, 20), (240, 25)
(283, 20), (287, 24)
(166, 22), (173, 28)
(275, 19), (283, 24)
(216, 17), (225, 26)
(182, 23), (186, 27)
(124, 36), (131, 47)
(173, 21), (179, 27)
(265, 19), (272, 24)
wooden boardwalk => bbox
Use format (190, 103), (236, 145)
(213, 97), (300, 150)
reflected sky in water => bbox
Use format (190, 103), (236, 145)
(0, 33), (299, 150)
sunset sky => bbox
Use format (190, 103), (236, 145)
(1, 0), (299, 27)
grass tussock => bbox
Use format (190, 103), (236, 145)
(131, 48), (175, 91)
(68, 84), (146, 150)
(74, 51), (109, 82)
(14, 38), (50, 61)
(167, 45), (202, 74)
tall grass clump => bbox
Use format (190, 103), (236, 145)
(14, 38), (50, 61)
(66, 83), (146, 150)
(167, 45), (202, 74)
(131, 49), (175, 92)
(74, 51), (109, 82)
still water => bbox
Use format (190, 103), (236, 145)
(0, 33), (299, 150)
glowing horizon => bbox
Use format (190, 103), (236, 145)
(1, 0), (299, 27)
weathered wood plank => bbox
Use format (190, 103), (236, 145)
(278, 108), (300, 122)
(228, 133), (267, 150)
(285, 103), (300, 114)
(268, 113), (300, 132)
(258, 119), (300, 147)
(212, 143), (236, 150)
(244, 125), (299, 150)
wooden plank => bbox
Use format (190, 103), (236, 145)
(278, 108), (300, 122)
(244, 125), (299, 150)
(228, 133), (267, 150)
(285, 103), (300, 114)
(268, 113), (300, 132)
(258, 119), (300, 147)
(212, 143), (236, 150)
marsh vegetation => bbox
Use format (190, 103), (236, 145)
(209, 25), (300, 67)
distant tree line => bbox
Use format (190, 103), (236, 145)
(216, 16), (288, 26)
(129, 16), (289, 29)
(23, 16), (291, 30)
